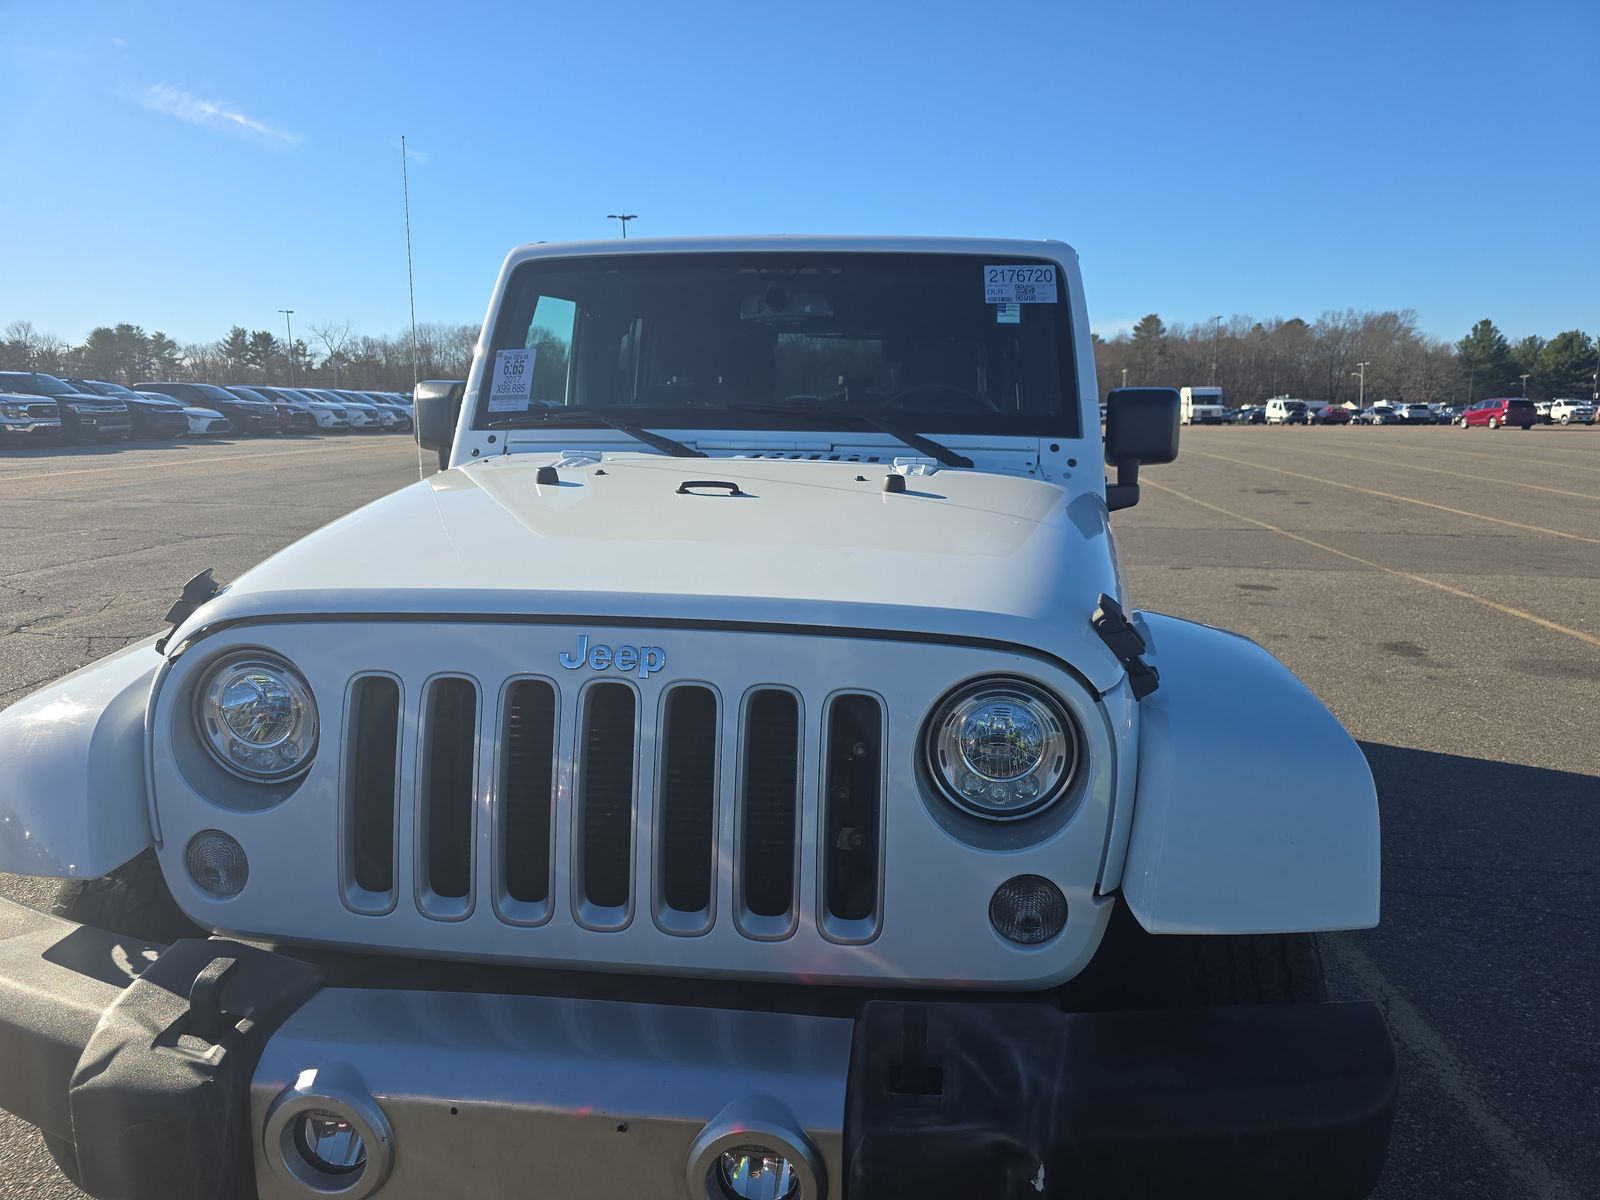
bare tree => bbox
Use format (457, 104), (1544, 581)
(310, 319), (354, 386)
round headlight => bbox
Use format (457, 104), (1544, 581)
(195, 653), (318, 781)
(925, 681), (1076, 819)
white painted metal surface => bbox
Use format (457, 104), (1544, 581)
(151, 620), (1119, 988)
(0, 637), (158, 877)
(1121, 613), (1381, 934)
(166, 456), (1129, 694)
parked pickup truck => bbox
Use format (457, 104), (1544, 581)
(1548, 398), (1596, 425)
(0, 236), (1394, 1200)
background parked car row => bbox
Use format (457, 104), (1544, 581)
(0, 371), (412, 446)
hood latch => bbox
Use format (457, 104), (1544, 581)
(1092, 593), (1160, 700)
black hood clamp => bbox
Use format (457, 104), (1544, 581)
(1092, 593), (1160, 700)
(155, 568), (222, 653)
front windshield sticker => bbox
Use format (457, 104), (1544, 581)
(487, 348), (536, 412)
(984, 264), (1058, 304)
(995, 302), (1021, 324)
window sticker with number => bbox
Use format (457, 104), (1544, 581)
(984, 264), (1059, 305)
(487, 347), (537, 412)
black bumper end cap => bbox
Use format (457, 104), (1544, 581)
(846, 999), (1397, 1199)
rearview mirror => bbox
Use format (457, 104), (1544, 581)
(414, 379), (467, 470)
(1103, 387), (1180, 511)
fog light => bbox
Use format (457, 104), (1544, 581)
(717, 1147), (799, 1200)
(295, 1109), (366, 1176)
(990, 875), (1067, 945)
(185, 830), (248, 897)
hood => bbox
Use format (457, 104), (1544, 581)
(172, 455), (1128, 691)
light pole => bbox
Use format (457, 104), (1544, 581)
(1351, 361), (1369, 408)
(606, 213), (637, 238)
(278, 309), (295, 384)
(1518, 373), (1530, 396)
(1121, 368), (1128, 388)
(1209, 315), (1223, 386)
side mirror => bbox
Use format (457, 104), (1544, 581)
(414, 379), (467, 469)
(1103, 387), (1180, 511)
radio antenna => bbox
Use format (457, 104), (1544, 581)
(401, 135), (427, 479)
(401, 135), (420, 394)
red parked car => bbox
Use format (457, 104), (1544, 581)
(1460, 397), (1536, 429)
(1313, 406), (1351, 425)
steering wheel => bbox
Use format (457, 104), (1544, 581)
(880, 383), (997, 412)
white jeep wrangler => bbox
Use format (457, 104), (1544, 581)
(0, 237), (1393, 1200)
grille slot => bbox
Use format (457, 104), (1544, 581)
(657, 686), (718, 922)
(421, 678), (477, 906)
(823, 694), (883, 933)
(740, 689), (801, 926)
(345, 677), (400, 900)
(578, 683), (636, 918)
(501, 680), (557, 910)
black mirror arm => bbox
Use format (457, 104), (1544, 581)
(1105, 458), (1141, 511)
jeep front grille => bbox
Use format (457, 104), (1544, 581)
(341, 673), (884, 941)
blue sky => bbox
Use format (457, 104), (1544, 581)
(2, 0), (1595, 346)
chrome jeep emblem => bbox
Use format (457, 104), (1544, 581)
(559, 634), (666, 679)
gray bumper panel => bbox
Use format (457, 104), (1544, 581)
(251, 988), (853, 1200)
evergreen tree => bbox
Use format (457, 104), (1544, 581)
(217, 326), (251, 382)
(1454, 319), (1516, 403)
(1537, 330), (1596, 399)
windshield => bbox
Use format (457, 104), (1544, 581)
(476, 252), (1079, 437)
(0, 372), (75, 396)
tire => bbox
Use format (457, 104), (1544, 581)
(1560, 415), (1571, 425)
(1488, 417), (1499, 429)
(1071, 901), (1327, 1010)
(52, 848), (203, 944)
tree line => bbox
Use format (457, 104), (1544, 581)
(6, 309), (1595, 408)
(1093, 311), (1599, 407)
(0, 319), (477, 392)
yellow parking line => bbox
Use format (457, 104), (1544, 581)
(1145, 479), (1600, 649)
(0, 440), (395, 485)
(1188, 449), (1600, 545)
(1239, 442), (1600, 502)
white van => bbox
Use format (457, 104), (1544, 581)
(1179, 386), (1225, 425)
(1265, 397), (1308, 425)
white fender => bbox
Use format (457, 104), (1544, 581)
(1121, 613), (1380, 934)
(0, 637), (160, 878)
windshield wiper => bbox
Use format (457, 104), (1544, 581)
(483, 409), (706, 458)
(732, 403), (974, 469)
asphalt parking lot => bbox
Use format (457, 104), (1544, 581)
(1, 425), (1596, 1198)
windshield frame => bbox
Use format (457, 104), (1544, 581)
(471, 250), (1082, 441)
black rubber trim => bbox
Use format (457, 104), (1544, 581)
(165, 612), (1108, 696)
(0, 899), (139, 1143)
(68, 937), (323, 1200)
(847, 999), (1397, 1199)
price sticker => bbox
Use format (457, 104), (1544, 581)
(487, 348), (537, 412)
(984, 264), (1058, 305)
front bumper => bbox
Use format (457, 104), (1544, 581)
(0, 899), (1396, 1200)
(0, 416), (62, 439)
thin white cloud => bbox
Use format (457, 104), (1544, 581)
(396, 139), (430, 166)
(135, 83), (300, 145)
